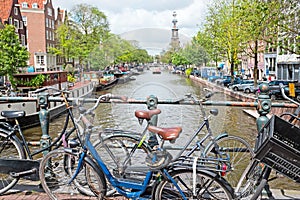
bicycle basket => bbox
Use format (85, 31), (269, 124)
(145, 149), (172, 170)
(255, 115), (300, 182)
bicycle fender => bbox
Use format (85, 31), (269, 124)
(203, 132), (228, 154)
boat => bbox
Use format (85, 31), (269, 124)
(152, 66), (162, 74)
(0, 71), (94, 129)
(95, 75), (119, 91)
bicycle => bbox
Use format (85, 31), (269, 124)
(0, 87), (94, 195)
(234, 83), (300, 200)
(92, 91), (254, 192)
(39, 93), (235, 199)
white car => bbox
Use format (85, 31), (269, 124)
(229, 80), (254, 91)
(243, 81), (267, 94)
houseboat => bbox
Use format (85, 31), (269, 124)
(0, 71), (94, 129)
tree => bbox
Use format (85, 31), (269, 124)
(171, 52), (190, 66)
(51, 4), (110, 70)
(205, 0), (248, 78)
(265, 0), (300, 55)
(238, 0), (280, 85)
(0, 25), (29, 88)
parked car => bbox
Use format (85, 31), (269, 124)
(243, 81), (267, 94)
(207, 75), (221, 82)
(229, 80), (254, 91)
(215, 75), (231, 85)
(269, 84), (300, 100)
(223, 77), (241, 87)
(268, 80), (296, 90)
(190, 69), (200, 77)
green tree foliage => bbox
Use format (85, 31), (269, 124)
(205, 0), (247, 77)
(0, 25), (29, 87)
(265, 0), (300, 55)
(52, 4), (110, 69)
(181, 40), (209, 67)
(238, 0), (280, 84)
(171, 52), (190, 66)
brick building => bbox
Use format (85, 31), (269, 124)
(18, 0), (57, 71)
(0, 0), (27, 47)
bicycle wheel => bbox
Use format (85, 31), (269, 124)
(154, 169), (234, 199)
(205, 135), (254, 188)
(93, 134), (151, 175)
(235, 160), (266, 200)
(93, 134), (151, 196)
(39, 148), (106, 200)
(0, 130), (25, 194)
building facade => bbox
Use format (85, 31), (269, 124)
(0, 0), (27, 47)
(18, 0), (56, 72)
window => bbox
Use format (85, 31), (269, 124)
(14, 7), (18, 15)
(22, 16), (27, 26)
(19, 22), (23, 29)
(9, 17), (12, 25)
(22, 2), (28, 8)
(32, 3), (38, 8)
(21, 35), (26, 46)
(14, 19), (19, 29)
(37, 55), (44, 65)
(47, 8), (52, 16)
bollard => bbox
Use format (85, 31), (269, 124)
(256, 82), (271, 131)
(38, 92), (51, 156)
(146, 95), (159, 148)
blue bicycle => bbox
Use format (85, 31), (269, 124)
(39, 94), (234, 199)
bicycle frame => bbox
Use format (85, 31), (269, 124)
(1, 103), (78, 160)
(70, 130), (188, 200)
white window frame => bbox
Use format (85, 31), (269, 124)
(32, 3), (38, 8)
(22, 16), (27, 26)
(22, 2), (28, 8)
(14, 19), (19, 29)
(14, 7), (18, 15)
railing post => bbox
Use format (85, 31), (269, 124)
(38, 92), (51, 156)
(256, 82), (271, 131)
(146, 95), (159, 147)
(256, 82), (273, 197)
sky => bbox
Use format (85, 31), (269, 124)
(51, 0), (211, 38)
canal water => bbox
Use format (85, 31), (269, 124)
(25, 67), (299, 190)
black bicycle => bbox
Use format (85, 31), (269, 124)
(92, 91), (254, 196)
(0, 87), (92, 195)
(234, 83), (300, 199)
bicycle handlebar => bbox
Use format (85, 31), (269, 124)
(76, 93), (127, 127)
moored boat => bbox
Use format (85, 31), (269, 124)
(0, 71), (94, 129)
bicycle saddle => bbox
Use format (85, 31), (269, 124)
(1, 111), (26, 119)
(135, 109), (161, 120)
(147, 125), (182, 143)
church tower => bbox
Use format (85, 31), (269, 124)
(170, 11), (180, 51)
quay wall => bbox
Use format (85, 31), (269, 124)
(189, 75), (296, 117)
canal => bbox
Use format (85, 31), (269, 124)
(25, 67), (299, 190)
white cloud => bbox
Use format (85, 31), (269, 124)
(52, 0), (210, 37)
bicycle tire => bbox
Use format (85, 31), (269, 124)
(0, 130), (25, 194)
(39, 148), (106, 200)
(204, 135), (254, 188)
(93, 134), (152, 196)
(154, 169), (234, 199)
(235, 160), (266, 200)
